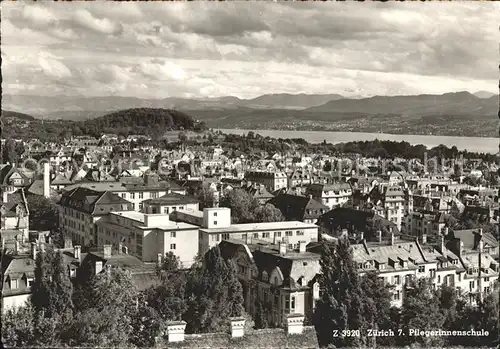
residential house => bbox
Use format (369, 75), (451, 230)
(268, 194), (329, 224)
(58, 187), (134, 247)
(305, 183), (352, 211)
(244, 170), (287, 192)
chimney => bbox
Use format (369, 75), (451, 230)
(157, 253), (162, 267)
(279, 241), (287, 255)
(459, 240), (464, 257)
(421, 234), (427, 244)
(95, 261), (103, 275)
(74, 245), (81, 261)
(118, 242), (123, 254)
(43, 162), (50, 198)
(298, 241), (306, 253)
(478, 228), (483, 237)
(15, 239), (20, 254)
(359, 231), (364, 241)
(390, 232), (395, 245)
(442, 226), (449, 237)
(441, 235), (446, 256)
(286, 314), (305, 335)
(2, 190), (8, 203)
(103, 244), (112, 258)
(229, 317), (246, 338)
(31, 242), (37, 259)
(377, 230), (382, 243)
(166, 321), (187, 343)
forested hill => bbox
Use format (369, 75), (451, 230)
(2, 110), (36, 121)
(3, 108), (206, 141)
(80, 108), (206, 137)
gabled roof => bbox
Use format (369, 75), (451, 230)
(268, 194), (328, 221)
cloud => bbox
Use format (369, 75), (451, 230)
(74, 9), (123, 35)
(38, 52), (72, 79)
(1, 1), (497, 98)
(133, 59), (187, 81)
(22, 5), (57, 26)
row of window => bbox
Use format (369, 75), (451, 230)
(211, 230), (306, 242)
(121, 192), (160, 200)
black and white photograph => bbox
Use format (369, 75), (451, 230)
(1, 1), (499, 348)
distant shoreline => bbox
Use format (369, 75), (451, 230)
(217, 129), (500, 154)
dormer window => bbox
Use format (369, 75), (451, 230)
(10, 279), (18, 289)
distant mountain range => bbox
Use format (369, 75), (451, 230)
(2, 91), (498, 137)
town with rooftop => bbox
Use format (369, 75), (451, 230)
(2, 1), (499, 348)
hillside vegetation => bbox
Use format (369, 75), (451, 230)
(2, 110), (36, 121)
(3, 108), (205, 141)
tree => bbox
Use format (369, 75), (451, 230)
(400, 277), (445, 347)
(254, 298), (269, 329)
(68, 268), (138, 347)
(220, 189), (283, 224)
(1, 305), (36, 347)
(359, 271), (396, 347)
(31, 249), (73, 319)
(313, 239), (370, 347)
(26, 195), (59, 231)
(30, 248), (73, 346)
(129, 292), (163, 347)
(183, 246), (244, 334)
(219, 189), (257, 224)
(159, 251), (181, 274)
(2, 138), (20, 164)
(254, 203), (285, 223)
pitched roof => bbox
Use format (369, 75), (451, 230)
(268, 194), (328, 221)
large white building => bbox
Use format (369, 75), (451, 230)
(95, 211), (200, 268)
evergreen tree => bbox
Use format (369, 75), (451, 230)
(68, 268), (138, 347)
(1, 304), (36, 347)
(400, 277), (445, 347)
(130, 292), (163, 347)
(184, 246), (244, 333)
(312, 238), (370, 347)
(254, 298), (269, 329)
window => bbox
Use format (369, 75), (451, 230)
(437, 275), (441, 283)
(394, 275), (400, 285)
(291, 296), (295, 311)
(170, 244), (176, 250)
(275, 232), (281, 237)
(253, 233), (259, 239)
(430, 269), (436, 278)
(288, 244), (293, 250)
(211, 234), (220, 242)
(10, 279), (18, 289)
(139, 192), (144, 199)
(222, 233), (230, 240)
(394, 291), (400, 301)
(484, 277), (490, 282)
(164, 207), (169, 214)
(121, 193), (126, 199)
(484, 286), (491, 293)
(131, 193), (135, 199)
(214, 212), (217, 217)
(214, 221), (217, 226)
(263, 232), (270, 238)
(285, 231), (293, 236)
(296, 230), (304, 236)
(469, 281), (475, 291)
(170, 232), (176, 238)
(151, 192), (158, 199)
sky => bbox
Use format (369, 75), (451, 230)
(2, 1), (498, 99)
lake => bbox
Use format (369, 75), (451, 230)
(218, 129), (499, 154)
